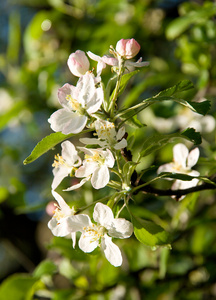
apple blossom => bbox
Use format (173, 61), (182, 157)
(80, 119), (127, 150)
(157, 143), (200, 198)
(116, 38), (141, 59)
(48, 190), (76, 247)
(65, 147), (115, 190)
(51, 141), (81, 190)
(48, 73), (104, 134)
(67, 50), (90, 77)
(67, 202), (133, 267)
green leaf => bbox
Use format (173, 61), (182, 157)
(181, 128), (202, 145)
(0, 101), (26, 131)
(33, 260), (57, 279)
(166, 3), (216, 40)
(159, 172), (197, 181)
(132, 215), (171, 247)
(154, 80), (194, 98)
(174, 99), (211, 116)
(117, 80), (210, 120)
(23, 129), (92, 165)
(0, 274), (39, 300)
(139, 128), (201, 159)
(124, 113), (145, 129)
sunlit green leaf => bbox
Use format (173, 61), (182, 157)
(0, 274), (39, 300)
(154, 80), (194, 98)
(139, 128), (201, 159)
(132, 215), (171, 247)
(23, 129), (92, 165)
(166, 3), (216, 40)
(33, 260), (57, 279)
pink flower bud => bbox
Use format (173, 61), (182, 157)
(67, 50), (90, 77)
(116, 38), (141, 59)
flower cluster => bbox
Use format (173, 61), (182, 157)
(46, 38), (202, 267)
(47, 38), (149, 266)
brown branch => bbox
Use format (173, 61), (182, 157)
(138, 174), (216, 200)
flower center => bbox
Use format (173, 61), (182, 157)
(52, 154), (66, 168)
(85, 151), (105, 165)
(53, 204), (75, 222)
(52, 154), (78, 174)
(53, 204), (66, 221)
(96, 122), (116, 143)
(66, 94), (84, 114)
(83, 224), (106, 243)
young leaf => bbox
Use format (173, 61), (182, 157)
(132, 215), (171, 247)
(139, 128), (201, 159)
(153, 80), (194, 98)
(23, 129), (92, 165)
(116, 80), (210, 121)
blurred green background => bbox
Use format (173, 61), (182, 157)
(0, 0), (216, 299)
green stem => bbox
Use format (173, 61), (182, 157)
(109, 58), (125, 119)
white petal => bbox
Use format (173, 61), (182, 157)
(93, 202), (114, 227)
(187, 147), (199, 168)
(64, 176), (90, 191)
(76, 161), (98, 178)
(48, 109), (87, 134)
(125, 59), (149, 68)
(79, 137), (107, 147)
(79, 232), (99, 253)
(52, 167), (70, 190)
(61, 141), (80, 166)
(116, 126), (125, 140)
(58, 83), (78, 109)
(157, 163), (175, 174)
(173, 143), (189, 169)
(188, 170), (200, 177)
(101, 235), (122, 267)
(48, 217), (71, 237)
(104, 149), (115, 168)
(86, 86), (103, 115)
(71, 232), (76, 248)
(114, 139), (127, 150)
(62, 115), (87, 135)
(67, 214), (92, 232)
(51, 190), (70, 215)
(91, 165), (109, 189)
(171, 178), (199, 190)
(108, 218), (133, 239)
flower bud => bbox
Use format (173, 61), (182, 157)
(67, 50), (90, 77)
(116, 38), (141, 59)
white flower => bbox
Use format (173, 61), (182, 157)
(65, 147), (115, 190)
(48, 73), (104, 134)
(51, 141), (81, 190)
(80, 119), (127, 150)
(67, 202), (133, 267)
(48, 190), (76, 247)
(157, 143), (200, 197)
